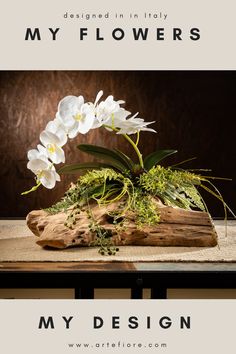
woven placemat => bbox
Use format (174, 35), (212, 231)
(0, 221), (235, 262)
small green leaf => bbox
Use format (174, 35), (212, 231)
(59, 162), (118, 174)
(77, 144), (131, 171)
(144, 150), (177, 170)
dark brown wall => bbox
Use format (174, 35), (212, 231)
(0, 71), (235, 217)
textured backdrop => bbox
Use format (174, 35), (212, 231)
(0, 71), (235, 217)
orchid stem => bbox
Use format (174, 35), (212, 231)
(103, 125), (144, 168)
(122, 133), (144, 168)
(135, 131), (140, 146)
(21, 181), (42, 195)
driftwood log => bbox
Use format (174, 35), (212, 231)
(26, 200), (218, 249)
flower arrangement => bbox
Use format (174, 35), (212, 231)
(23, 91), (234, 255)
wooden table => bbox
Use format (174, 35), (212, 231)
(1, 261), (236, 299)
(0, 219), (236, 299)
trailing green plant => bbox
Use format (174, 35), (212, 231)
(86, 208), (119, 256)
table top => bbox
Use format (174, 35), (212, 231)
(0, 219), (236, 290)
(1, 261), (236, 272)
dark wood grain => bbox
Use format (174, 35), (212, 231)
(1, 262), (236, 273)
(0, 262), (136, 272)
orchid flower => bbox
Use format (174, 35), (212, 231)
(40, 130), (65, 164)
(94, 95), (126, 128)
(57, 95), (95, 138)
(27, 158), (60, 189)
(116, 113), (156, 135)
(45, 118), (67, 146)
(27, 144), (47, 161)
(103, 108), (131, 131)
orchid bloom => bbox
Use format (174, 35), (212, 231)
(40, 130), (66, 164)
(104, 108), (131, 131)
(57, 95), (95, 138)
(116, 113), (156, 135)
(27, 144), (47, 161)
(94, 94), (126, 128)
(45, 118), (67, 146)
(27, 158), (60, 189)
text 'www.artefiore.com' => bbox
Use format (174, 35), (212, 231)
(67, 340), (167, 350)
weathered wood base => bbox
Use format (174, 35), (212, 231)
(26, 200), (218, 249)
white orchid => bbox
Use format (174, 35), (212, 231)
(104, 108), (131, 131)
(45, 118), (67, 146)
(27, 144), (47, 161)
(93, 90), (104, 106)
(94, 94), (126, 128)
(116, 113), (156, 135)
(27, 158), (60, 189)
(40, 130), (65, 164)
(87, 90), (104, 128)
(24, 90), (157, 192)
(57, 95), (95, 138)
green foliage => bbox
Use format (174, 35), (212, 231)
(59, 162), (119, 174)
(87, 209), (119, 256)
(113, 149), (134, 170)
(132, 190), (160, 228)
(77, 144), (134, 172)
(47, 161), (234, 222)
(45, 168), (162, 228)
(79, 168), (134, 206)
(46, 155), (234, 256)
(45, 184), (82, 214)
(45, 199), (73, 215)
(139, 165), (205, 211)
(144, 149), (177, 171)
(59, 144), (178, 179)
